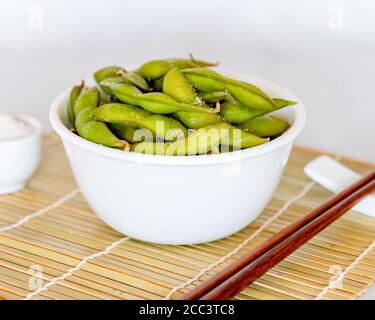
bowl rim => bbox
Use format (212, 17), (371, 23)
(49, 71), (306, 166)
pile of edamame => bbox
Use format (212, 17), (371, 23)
(68, 56), (297, 156)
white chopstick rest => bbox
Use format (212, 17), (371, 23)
(304, 155), (375, 218)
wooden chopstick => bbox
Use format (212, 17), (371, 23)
(200, 175), (375, 300)
(181, 171), (375, 300)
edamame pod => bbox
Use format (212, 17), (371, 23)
(200, 91), (232, 103)
(67, 81), (84, 127)
(75, 106), (128, 149)
(99, 76), (125, 95)
(92, 103), (187, 141)
(173, 111), (222, 129)
(169, 122), (268, 155)
(75, 106), (95, 129)
(79, 122), (129, 149)
(236, 130), (268, 148)
(220, 99), (264, 124)
(183, 68), (276, 110)
(273, 98), (298, 108)
(164, 122), (232, 156)
(101, 80), (214, 114)
(94, 66), (124, 84)
(132, 122), (266, 155)
(162, 69), (223, 128)
(74, 87), (100, 116)
(138, 57), (217, 79)
(138, 60), (171, 80)
(163, 75), (265, 149)
(238, 115), (290, 138)
(163, 68), (196, 104)
(173, 111), (263, 148)
(110, 123), (151, 143)
(116, 69), (150, 91)
(166, 123), (230, 155)
(221, 96), (298, 124)
(96, 68), (150, 92)
(201, 90), (266, 124)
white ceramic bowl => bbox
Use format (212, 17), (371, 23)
(50, 72), (305, 244)
(0, 115), (42, 194)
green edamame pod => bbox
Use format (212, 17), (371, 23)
(173, 111), (265, 148)
(273, 98), (298, 108)
(79, 122), (129, 149)
(158, 68), (221, 128)
(75, 106), (128, 149)
(110, 123), (150, 143)
(132, 122), (266, 155)
(166, 122), (231, 156)
(201, 90), (260, 123)
(200, 91), (232, 103)
(183, 68), (276, 110)
(238, 115), (290, 138)
(163, 68), (196, 104)
(99, 76), (125, 95)
(164, 78), (264, 149)
(92, 103), (187, 141)
(75, 106), (95, 129)
(220, 99), (264, 124)
(67, 81), (84, 128)
(138, 60), (171, 80)
(138, 57), (217, 79)
(74, 87), (100, 116)
(116, 69), (150, 91)
(101, 80), (213, 114)
(132, 131), (267, 155)
(236, 130), (268, 148)
(221, 96), (298, 124)
(167, 131), (219, 156)
(94, 66), (124, 84)
(173, 111), (222, 129)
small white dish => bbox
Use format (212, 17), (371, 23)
(50, 72), (306, 244)
(305, 155), (375, 217)
(0, 115), (42, 194)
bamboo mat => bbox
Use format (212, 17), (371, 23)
(0, 134), (374, 300)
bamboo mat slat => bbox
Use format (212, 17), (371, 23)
(0, 134), (374, 300)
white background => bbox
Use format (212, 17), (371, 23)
(0, 0), (374, 298)
(0, 0), (374, 162)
